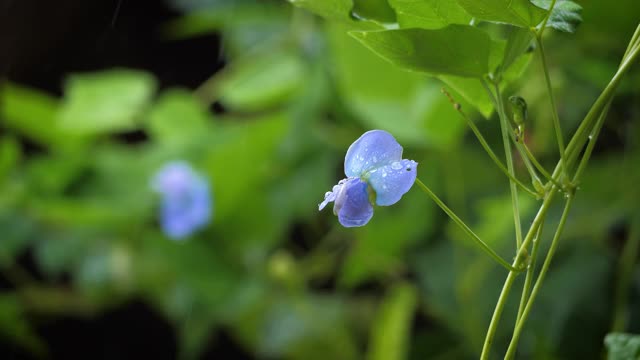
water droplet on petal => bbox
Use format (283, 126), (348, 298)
(372, 156), (377, 163)
(391, 161), (402, 170)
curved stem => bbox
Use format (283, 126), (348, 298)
(535, 34), (568, 181)
(441, 88), (538, 197)
(493, 83), (524, 249)
(415, 178), (521, 272)
(505, 196), (574, 359)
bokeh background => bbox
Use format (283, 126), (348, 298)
(1, 0), (639, 359)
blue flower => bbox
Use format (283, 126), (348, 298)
(151, 161), (212, 240)
(319, 130), (418, 227)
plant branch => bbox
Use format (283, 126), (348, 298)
(441, 87), (538, 197)
(415, 178), (521, 272)
(505, 195), (574, 359)
(493, 83), (524, 249)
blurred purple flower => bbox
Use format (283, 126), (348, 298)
(319, 130), (417, 227)
(151, 161), (211, 240)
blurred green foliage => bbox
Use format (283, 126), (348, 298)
(1, 0), (639, 359)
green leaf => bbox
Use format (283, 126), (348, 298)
(328, 24), (467, 147)
(0, 136), (20, 181)
(148, 88), (213, 146)
(0, 82), (68, 147)
(389, 0), (471, 29)
(438, 76), (494, 117)
(532, 0), (582, 33)
(349, 25), (495, 77)
(352, 0), (396, 24)
(58, 69), (157, 134)
(455, 0), (547, 28)
(605, 333), (640, 360)
(366, 284), (418, 360)
(218, 51), (305, 111)
(501, 26), (534, 73)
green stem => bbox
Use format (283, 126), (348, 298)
(480, 270), (518, 360)
(520, 141), (564, 189)
(563, 42), (640, 174)
(493, 83), (524, 249)
(611, 217), (640, 332)
(443, 88), (538, 197)
(537, 0), (557, 34)
(483, 24), (640, 359)
(505, 196), (574, 359)
(515, 220), (545, 324)
(535, 34), (568, 182)
(511, 136), (544, 190)
(415, 178), (521, 272)
(479, 189), (558, 360)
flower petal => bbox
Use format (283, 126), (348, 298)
(318, 178), (349, 211)
(336, 178), (374, 227)
(367, 159), (418, 206)
(344, 130), (403, 177)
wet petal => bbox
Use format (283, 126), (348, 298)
(367, 159), (418, 206)
(318, 178), (349, 211)
(344, 130), (403, 177)
(336, 178), (374, 227)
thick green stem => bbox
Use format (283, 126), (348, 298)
(535, 35), (568, 181)
(505, 196), (574, 359)
(415, 179), (521, 272)
(493, 83), (524, 249)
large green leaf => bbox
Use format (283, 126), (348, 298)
(532, 0), (582, 33)
(456, 0), (547, 28)
(329, 24), (467, 147)
(349, 25), (495, 77)
(389, 0), (471, 29)
(501, 26), (534, 73)
(352, 0), (396, 24)
(438, 76), (494, 117)
(218, 51), (305, 111)
(57, 69), (157, 134)
(605, 333), (640, 360)
(148, 88), (213, 147)
(0, 83), (69, 147)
